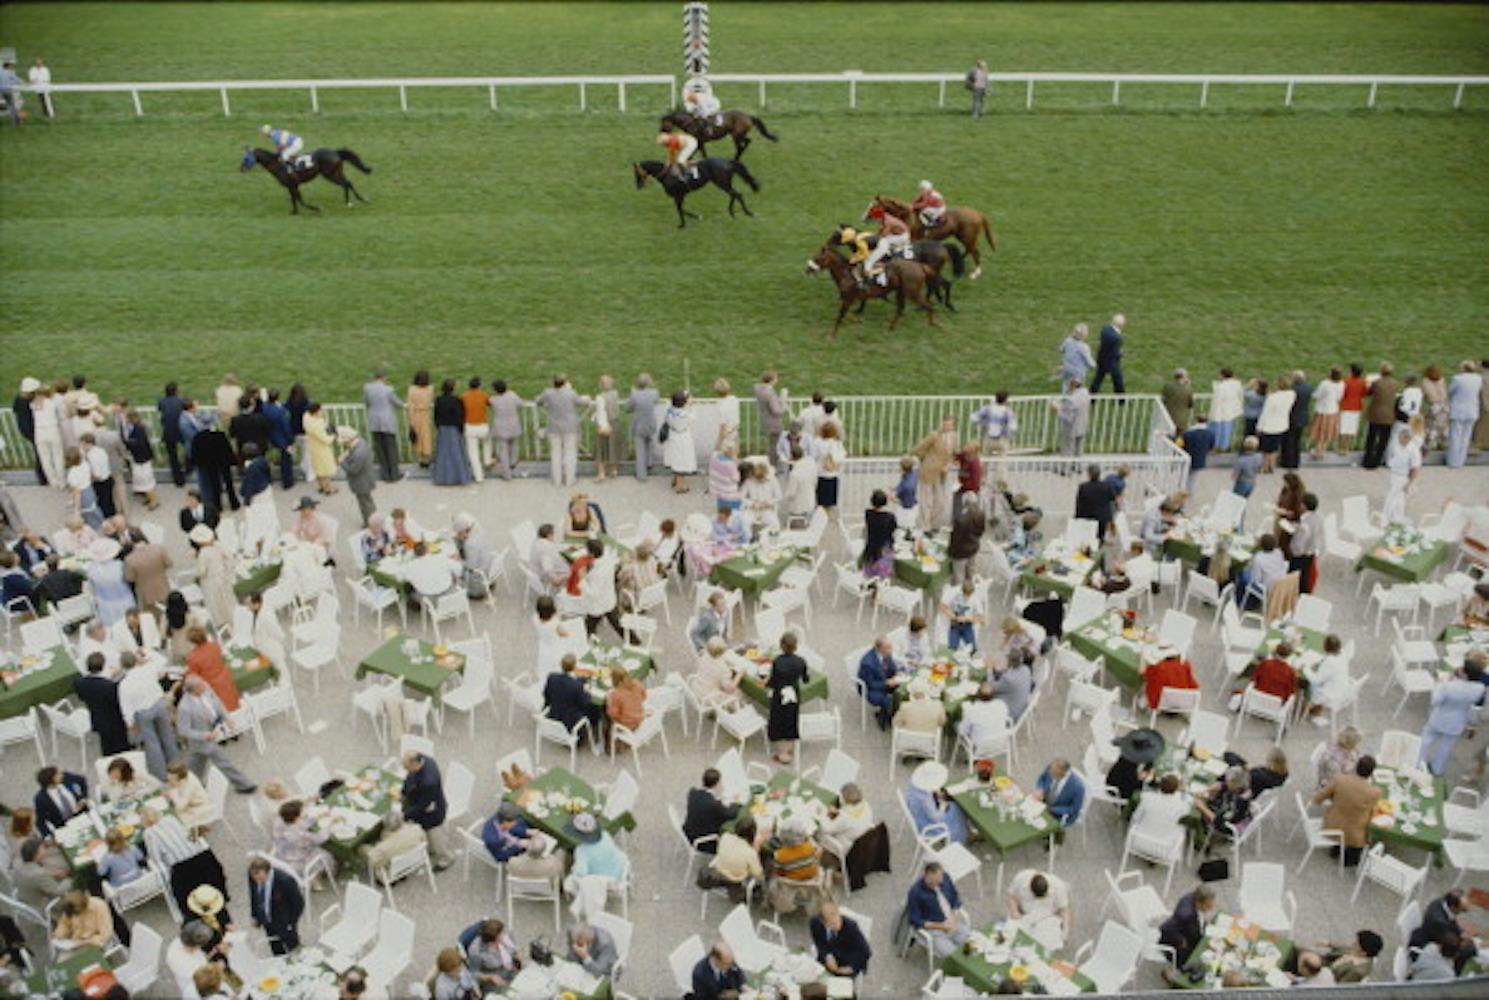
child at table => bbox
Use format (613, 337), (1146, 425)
(97, 828), (147, 888)
(941, 580), (983, 653)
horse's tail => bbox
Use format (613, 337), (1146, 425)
(338, 149), (373, 174)
(750, 116), (779, 141)
(945, 241), (967, 278)
(979, 211), (997, 252)
(732, 159), (761, 192)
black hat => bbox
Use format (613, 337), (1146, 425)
(1113, 727), (1166, 765)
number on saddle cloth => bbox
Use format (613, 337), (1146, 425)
(294, 154), (315, 171)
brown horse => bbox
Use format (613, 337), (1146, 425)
(827, 225), (965, 310)
(868, 194), (997, 280)
(660, 109), (778, 161)
(241, 146), (371, 214)
(804, 243), (940, 339)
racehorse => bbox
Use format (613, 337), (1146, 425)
(805, 242), (941, 338)
(633, 158), (760, 229)
(241, 147), (372, 214)
(659, 109), (778, 161)
(868, 194), (997, 279)
(828, 225), (965, 310)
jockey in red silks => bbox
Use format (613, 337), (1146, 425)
(912, 179), (947, 228)
(656, 122), (699, 181)
(861, 207), (911, 280)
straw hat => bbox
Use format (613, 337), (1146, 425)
(910, 760), (950, 793)
(74, 390), (100, 412)
(188, 524), (215, 546)
(336, 425), (358, 443)
(87, 538), (121, 562)
(186, 884), (225, 918)
(19, 377), (40, 393)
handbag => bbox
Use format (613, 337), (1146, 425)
(1198, 858), (1229, 882)
(658, 421), (671, 444)
(528, 936), (555, 966)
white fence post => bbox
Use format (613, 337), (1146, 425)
(1112, 80), (1120, 105)
(938, 79), (946, 107)
(1368, 81), (1378, 108)
(310, 85), (319, 113)
(849, 78), (856, 109)
(220, 87), (230, 116)
(1454, 82), (1465, 108)
(130, 89), (142, 116)
(489, 84), (497, 111)
(759, 79), (766, 107)
(1285, 80), (1294, 106)
(579, 82), (587, 111)
(1200, 80), (1209, 108)
(1025, 79), (1034, 109)
(398, 85), (407, 112)
(618, 81), (626, 112)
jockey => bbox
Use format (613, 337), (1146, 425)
(656, 123), (699, 181)
(683, 77), (723, 126)
(260, 124), (304, 171)
(838, 226), (873, 270)
(861, 211), (911, 282)
(913, 179), (946, 228)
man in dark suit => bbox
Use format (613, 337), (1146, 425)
(157, 382), (189, 487)
(1158, 885), (1216, 971)
(682, 768), (739, 851)
(856, 636), (902, 730)
(75, 652), (131, 756)
(33, 555), (84, 614)
(32, 765), (89, 836)
(1091, 313), (1125, 394)
(1410, 890), (1467, 952)
(261, 388), (296, 490)
(690, 941), (747, 1000)
(1073, 464), (1116, 541)
(228, 396), (272, 464)
(179, 487), (220, 548)
(1282, 369), (1313, 470)
(239, 443), (273, 506)
(0, 550), (36, 614)
(12, 377), (45, 484)
(401, 751), (453, 870)
(543, 654), (594, 734)
(247, 857), (305, 954)
(12, 528), (54, 573)
(810, 900), (872, 977)
(192, 419), (240, 513)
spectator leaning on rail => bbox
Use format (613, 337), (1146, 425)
(966, 60), (989, 118)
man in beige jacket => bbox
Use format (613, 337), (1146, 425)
(910, 416), (958, 531)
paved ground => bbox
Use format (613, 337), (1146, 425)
(2, 458), (1486, 998)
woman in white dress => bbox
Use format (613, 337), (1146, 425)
(532, 595), (576, 675)
(191, 525), (237, 628)
(1208, 368), (1244, 453)
(31, 385), (67, 488)
(85, 538), (135, 626)
(1303, 633), (1353, 720)
(64, 447), (104, 529)
(713, 377), (740, 452)
(663, 391), (696, 494)
(1256, 374), (1296, 475)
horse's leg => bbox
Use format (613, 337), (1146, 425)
(734, 133), (749, 160)
(286, 185), (299, 215)
(889, 291), (905, 331)
(831, 299), (851, 339)
(965, 234), (982, 280)
(674, 194), (688, 228)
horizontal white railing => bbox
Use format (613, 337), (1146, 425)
(0, 392), (1179, 473)
(15, 71), (1486, 116)
(22, 74), (677, 115)
(708, 71), (1489, 110)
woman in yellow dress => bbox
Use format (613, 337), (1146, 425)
(302, 402), (338, 494)
(407, 369), (435, 468)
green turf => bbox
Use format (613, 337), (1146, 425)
(1, 2), (1487, 406)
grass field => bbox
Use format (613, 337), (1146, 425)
(1, 2), (1487, 405)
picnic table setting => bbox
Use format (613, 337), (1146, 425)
(1356, 523), (1450, 584)
(233, 549), (285, 597)
(1163, 518), (1255, 569)
(893, 528), (953, 592)
(561, 530), (630, 561)
(501, 958), (614, 1000)
(243, 946), (343, 999)
(892, 645), (987, 723)
(0, 644), (78, 719)
(504, 766), (636, 851)
(53, 789), (175, 874)
(1066, 609), (1163, 690)
(1441, 625), (1489, 682)
(314, 764), (404, 863)
(947, 769), (1059, 854)
(708, 537), (805, 596)
(355, 632), (466, 703)
(5, 945), (113, 999)
(940, 920), (1094, 995)
(1018, 537), (1097, 598)
(576, 638), (653, 704)
(742, 950), (847, 999)
(732, 641), (832, 708)
(1173, 912), (1295, 989)
(1367, 764), (1446, 863)
(739, 771), (837, 838)
(227, 643), (279, 693)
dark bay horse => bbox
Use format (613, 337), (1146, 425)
(828, 225), (965, 310)
(804, 243), (941, 338)
(241, 147), (372, 214)
(659, 109), (778, 161)
(633, 158), (759, 228)
(869, 194), (997, 279)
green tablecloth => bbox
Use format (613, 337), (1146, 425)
(891, 648), (986, 725)
(949, 777), (1057, 855)
(233, 559), (283, 597)
(726, 770), (838, 836)
(227, 645), (279, 694)
(735, 649), (831, 708)
(1174, 917), (1294, 989)
(317, 765), (405, 867)
(710, 545), (802, 596)
(55, 789), (178, 880)
(1164, 533), (1253, 571)
(1066, 619), (1146, 691)
(1247, 624), (1330, 693)
(0, 645), (78, 719)
(896, 540), (952, 593)
(940, 924), (1095, 994)
(16, 945), (110, 998)
(1356, 527), (1450, 583)
(504, 766), (636, 852)
(561, 532), (630, 562)
(1368, 770), (1446, 865)
(1018, 557), (1095, 598)
(355, 634), (465, 702)
(578, 641), (654, 706)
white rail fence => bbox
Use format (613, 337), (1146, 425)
(25, 75), (677, 116)
(18, 71), (1487, 117)
(0, 392), (1182, 477)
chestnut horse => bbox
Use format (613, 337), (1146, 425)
(868, 194), (997, 279)
(659, 109), (778, 161)
(827, 225), (965, 310)
(805, 243), (941, 338)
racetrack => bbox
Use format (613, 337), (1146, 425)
(1, 1), (1487, 403)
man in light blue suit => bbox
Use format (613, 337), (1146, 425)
(362, 369), (405, 482)
(1418, 660), (1486, 776)
(1446, 360), (1484, 468)
(1031, 758), (1086, 828)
